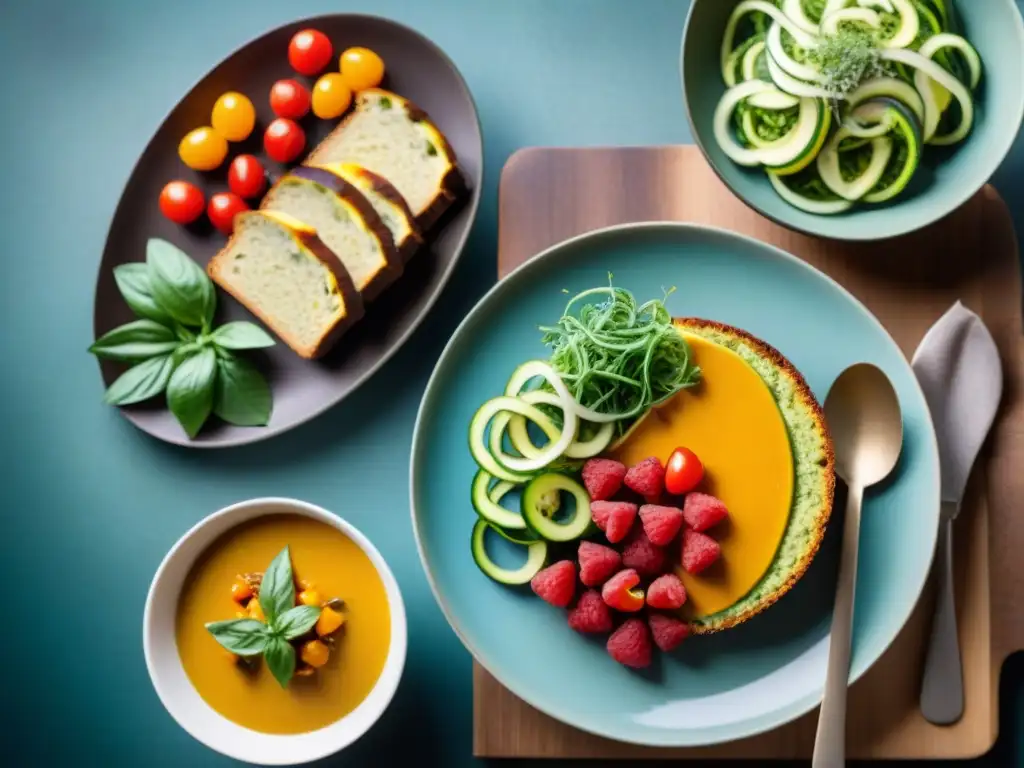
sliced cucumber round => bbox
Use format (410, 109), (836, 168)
(471, 519), (547, 585)
(471, 469), (527, 530)
(521, 472), (592, 543)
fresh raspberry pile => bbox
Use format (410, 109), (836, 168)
(530, 454), (730, 669)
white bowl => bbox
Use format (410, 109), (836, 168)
(143, 497), (407, 765)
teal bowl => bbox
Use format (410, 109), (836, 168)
(681, 0), (1024, 241)
(410, 223), (940, 746)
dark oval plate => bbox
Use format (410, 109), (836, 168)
(93, 14), (482, 448)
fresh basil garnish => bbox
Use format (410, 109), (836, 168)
(213, 352), (273, 427)
(264, 636), (297, 689)
(204, 619), (271, 656)
(274, 605), (322, 640)
(103, 354), (175, 405)
(166, 347), (216, 438)
(210, 322), (276, 350)
(113, 263), (173, 325)
(259, 545), (297, 626)
(146, 239), (216, 330)
(89, 319), (179, 362)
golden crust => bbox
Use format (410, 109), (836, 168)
(672, 317), (836, 634)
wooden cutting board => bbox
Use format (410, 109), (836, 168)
(475, 145), (1024, 760)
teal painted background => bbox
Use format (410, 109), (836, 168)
(0, 0), (1021, 765)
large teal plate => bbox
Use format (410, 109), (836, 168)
(410, 223), (939, 746)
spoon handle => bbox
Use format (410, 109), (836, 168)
(920, 514), (964, 724)
(812, 483), (863, 768)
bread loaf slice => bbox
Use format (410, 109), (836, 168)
(261, 169), (402, 303)
(305, 88), (464, 230)
(314, 161), (422, 264)
(207, 210), (364, 359)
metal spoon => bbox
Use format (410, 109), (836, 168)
(812, 363), (904, 768)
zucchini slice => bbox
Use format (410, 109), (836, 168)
(881, 46), (974, 144)
(767, 22), (825, 83)
(818, 131), (894, 201)
(471, 519), (547, 585)
(846, 77), (926, 125)
(471, 469), (528, 530)
(722, 0), (819, 85)
(767, 171), (855, 214)
(521, 472), (592, 542)
(855, 98), (924, 203)
(470, 396), (546, 483)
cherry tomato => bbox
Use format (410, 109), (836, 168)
(311, 73), (352, 119)
(665, 447), (704, 495)
(340, 47), (385, 91)
(159, 181), (205, 225)
(288, 29), (333, 76)
(269, 78), (310, 119)
(207, 192), (249, 235)
(178, 126), (228, 171)
(211, 91), (256, 142)
(263, 118), (306, 163)
(227, 155), (267, 199)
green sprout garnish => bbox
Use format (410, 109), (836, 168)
(809, 26), (890, 109)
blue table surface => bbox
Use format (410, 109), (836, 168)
(2, 1), (1022, 766)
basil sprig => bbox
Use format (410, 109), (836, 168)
(205, 545), (322, 688)
(89, 238), (277, 438)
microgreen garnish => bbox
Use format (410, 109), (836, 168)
(808, 27), (889, 109)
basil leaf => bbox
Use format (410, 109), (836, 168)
(204, 619), (271, 656)
(214, 352), (273, 427)
(89, 319), (178, 362)
(166, 347), (216, 438)
(146, 238), (216, 329)
(264, 635), (296, 689)
(259, 546), (295, 625)
(274, 605), (322, 640)
(103, 354), (174, 405)
(113, 263), (173, 325)
(211, 322), (276, 350)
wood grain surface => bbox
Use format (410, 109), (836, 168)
(475, 146), (1024, 760)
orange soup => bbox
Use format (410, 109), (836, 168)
(176, 514), (390, 734)
(613, 332), (795, 619)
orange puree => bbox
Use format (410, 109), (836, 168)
(612, 332), (794, 618)
(176, 514), (390, 734)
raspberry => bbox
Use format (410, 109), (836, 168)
(590, 500), (637, 544)
(582, 458), (627, 501)
(648, 613), (690, 652)
(530, 560), (576, 607)
(567, 589), (614, 634)
(639, 504), (684, 546)
(647, 573), (687, 609)
(623, 457), (665, 498)
(682, 492), (729, 532)
(601, 568), (645, 612)
(606, 618), (652, 668)
(621, 528), (666, 577)
(578, 541), (621, 587)
(681, 528), (721, 574)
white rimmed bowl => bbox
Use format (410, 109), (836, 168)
(143, 497), (407, 765)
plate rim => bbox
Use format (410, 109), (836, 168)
(409, 220), (940, 747)
(91, 12), (484, 449)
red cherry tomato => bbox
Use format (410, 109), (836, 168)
(227, 155), (267, 199)
(159, 181), (205, 225)
(263, 118), (306, 163)
(665, 447), (704, 495)
(269, 78), (310, 119)
(288, 29), (333, 76)
(207, 192), (249, 235)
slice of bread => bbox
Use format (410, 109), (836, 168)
(261, 169), (402, 303)
(208, 210), (364, 359)
(314, 161), (422, 264)
(305, 88), (464, 230)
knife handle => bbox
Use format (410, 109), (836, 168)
(920, 515), (964, 725)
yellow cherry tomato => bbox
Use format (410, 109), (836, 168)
(178, 127), (228, 171)
(340, 47), (385, 91)
(211, 92), (256, 142)
(311, 73), (352, 119)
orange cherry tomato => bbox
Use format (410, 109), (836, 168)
(269, 78), (310, 119)
(339, 47), (385, 91)
(288, 29), (333, 76)
(664, 447), (704, 495)
(207, 192), (249, 235)
(311, 73), (352, 119)
(178, 126), (228, 171)
(211, 92), (256, 142)
(263, 118), (306, 163)
(159, 181), (205, 225)
(227, 155), (267, 199)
